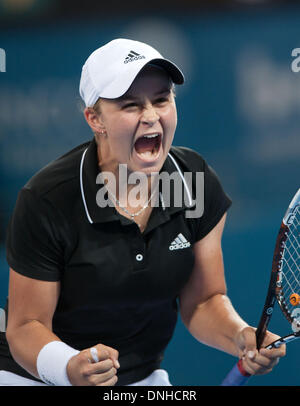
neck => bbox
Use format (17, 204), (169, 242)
(97, 147), (159, 209)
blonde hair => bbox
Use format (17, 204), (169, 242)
(92, 98), (102, 115)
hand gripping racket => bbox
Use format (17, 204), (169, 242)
(221, 189), (300, 386)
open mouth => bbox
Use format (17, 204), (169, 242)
(134, 133), (162, 161)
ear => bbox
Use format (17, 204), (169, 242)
(83, 107), (106, 134)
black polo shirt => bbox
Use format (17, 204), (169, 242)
(2, 138), (231, 385)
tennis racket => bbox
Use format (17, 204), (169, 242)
(221, 188), (300, 386)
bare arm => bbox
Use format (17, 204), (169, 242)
(179, 213), (285, 375)
(6, 268), (119, 385)
(6, 268), (61, 378)
(179, 213), (248, 356)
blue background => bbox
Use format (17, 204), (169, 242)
(0, 5), (299, 385)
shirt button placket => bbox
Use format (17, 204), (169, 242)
(130, 228), (146, 271)
(136, 254), (143, 262)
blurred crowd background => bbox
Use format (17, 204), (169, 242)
(0, 0), (299, 386)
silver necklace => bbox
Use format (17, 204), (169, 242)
(106, 186), (158, 221)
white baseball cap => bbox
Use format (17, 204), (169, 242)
(79, 38), (184, 107)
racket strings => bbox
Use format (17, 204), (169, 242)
(280, 205), (300, 317)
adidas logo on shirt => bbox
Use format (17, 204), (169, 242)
(169, 233), (191, 250)
(124, 50), (146, 64)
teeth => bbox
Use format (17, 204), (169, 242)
(139, 150), (154, 157)
(143, 134), (159, 139)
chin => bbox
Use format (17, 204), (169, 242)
(136, 156), (166, 176)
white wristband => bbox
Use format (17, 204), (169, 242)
(36, 341), (80, 386)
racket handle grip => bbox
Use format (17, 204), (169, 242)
(221, 359), (251, 386)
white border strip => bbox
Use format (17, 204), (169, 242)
(80, 148), (93, 224)
(167, 152), (193, 207)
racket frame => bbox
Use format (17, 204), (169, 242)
(221, 189), (300, 385)
(254, 222), (289, 350)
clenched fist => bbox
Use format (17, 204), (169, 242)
(66, 343), (120, 386)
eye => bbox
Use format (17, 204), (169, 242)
(154, 97), (169, 105)
(123, 102), (138, 109)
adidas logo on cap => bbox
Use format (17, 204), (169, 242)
(169, 233), (191, 251)
(124, 50), (146, 64)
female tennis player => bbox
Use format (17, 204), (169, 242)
(0, 38), (285, 386)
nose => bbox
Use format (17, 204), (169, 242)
(140, 103), (159, 126)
